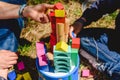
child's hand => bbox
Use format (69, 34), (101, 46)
(69, 22), (82, 38)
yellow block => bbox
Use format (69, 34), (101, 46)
(55, 10), (65, 17)
(16, 74), (23, 80)
(55, 41), (68, 52)
(23, 72), (32, 80)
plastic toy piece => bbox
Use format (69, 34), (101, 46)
(54, 2), (64, 10)
(17, 61), (25, 71)
(8, 70), (16, 80)
(82, 69), (90, 77)
(72, 38), (80, 49)
(55, 41), (68, 52)
(55, 10), (65, 17)
(23, 72), (32, 80)
(16, 74), (23, 80)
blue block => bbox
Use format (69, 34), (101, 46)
(8, 70), (16, 80)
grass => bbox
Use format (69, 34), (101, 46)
(16, 1), (118, 80)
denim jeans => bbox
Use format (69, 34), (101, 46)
(79, 28), (120, 80)
(0, 0), (26, 52)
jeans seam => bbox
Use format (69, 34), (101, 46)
(84, 37), (117, 62)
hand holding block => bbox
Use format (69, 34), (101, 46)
(55, 41), (68, 52)
(82, 69), (90, 77)
(55, 10), (65, 17)
(17, 61), (25, 71)
(23, 72), (32, 80)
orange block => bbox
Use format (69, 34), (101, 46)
(72, 38), (80, 49)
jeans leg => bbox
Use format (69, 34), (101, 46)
(80, 30), (120, 78)
(80, 33), (120, 62)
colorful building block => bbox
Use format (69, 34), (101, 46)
(55, 10), (65, 17)
(8, 70), (16, 80)
(23, 72), (32, 80)
(55, 41), (68, 52)
(17, 61), (25, 71)
(71, 49), (78, 66)
(54, 2), (64, 10)
(36, 42), (48, 66)
(72, 38), (80, 49)
(56, 17), (65, 23)
(16, 74), (23, 80)
(82, 69), (90, 77)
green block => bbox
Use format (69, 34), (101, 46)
(53, 46), (71, 58)
(71, 48), (78, 66)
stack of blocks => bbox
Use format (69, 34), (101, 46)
(36, 41), (49, 71)
(49, 2), (69, 52)
(54, 41), (71, 73)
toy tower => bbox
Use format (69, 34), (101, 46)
(49, 2), (69, 52)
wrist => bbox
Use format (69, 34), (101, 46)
(74, 17), (86, 26)
(18, 4), (27, 18)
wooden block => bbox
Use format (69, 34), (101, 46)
(39, 54), (48, 66)
(17, 61), (25, 71)
(56, 23), (65, 42)
(82, 69), (90, 77)
(56, 17), (65, 23)
(72, 38), (80, 49)
(54, 2), (64, 10)
(36, 42), (45, 57)
(16, 74), (23, 80)
(55, 10), (65, 17)
(71, 49), (78, 66)
(55, 41), (68, 52)
(8, 70), (16, 80)
(64, 19), (70, 43)
(23, 72), (32, 80)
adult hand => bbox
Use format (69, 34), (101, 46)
(0, 50), (18, 69)
(69, 21), (83, 38)
(23, 3), (54, 23)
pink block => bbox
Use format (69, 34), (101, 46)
(17, 61), (25, 71)
(82, 69), (90, 77)
(39, 54), (48, 66)
(36, 42), (48, 66)
(36, 42), (45, 56)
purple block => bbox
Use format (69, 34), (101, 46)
(17, 61), (25, 71)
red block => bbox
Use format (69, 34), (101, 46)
(56, 17), (65, 23)
(54, 2), (64, 10)
(72, 38), (80, 49)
